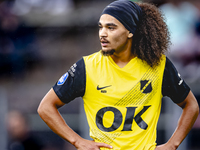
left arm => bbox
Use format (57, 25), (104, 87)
(156, 91), (199, 150)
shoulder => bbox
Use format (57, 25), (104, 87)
(83, 51), (103, 64)
(53, 58), (87, 103)
(162, 57), (190, 103)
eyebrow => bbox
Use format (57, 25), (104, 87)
(98, 22), (117, 27)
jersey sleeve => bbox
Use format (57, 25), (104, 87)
(53, 58), (86, 103)
(162, 57), (190, 103)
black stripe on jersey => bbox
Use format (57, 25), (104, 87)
(53, 58), (86, 103)
(162, 57), (190, 103)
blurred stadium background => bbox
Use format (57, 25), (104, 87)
(0, 0), (199, 149)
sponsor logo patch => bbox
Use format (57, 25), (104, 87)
(57, 72), (69, 85)
(68, 63), (77, 77)
(178, 73), (183, 85)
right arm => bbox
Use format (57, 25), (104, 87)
(37, 88), (112, 150)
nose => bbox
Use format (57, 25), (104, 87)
(99, 27), (107, 38)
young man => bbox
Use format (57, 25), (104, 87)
(38, 0), (199, 150)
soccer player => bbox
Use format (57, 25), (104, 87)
(37, 0), (199, 150)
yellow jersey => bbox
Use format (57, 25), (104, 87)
(82, 51), (165, 150)
(53, 51), (190, 150)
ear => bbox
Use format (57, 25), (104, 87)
(128, 32), (133, 38)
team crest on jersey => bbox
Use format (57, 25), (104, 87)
(57, 72), (69, 85)
(140, 80), (152, 93)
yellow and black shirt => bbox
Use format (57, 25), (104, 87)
(53, 51), (190, 150)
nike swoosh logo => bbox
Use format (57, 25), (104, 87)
(97, 85), (112, 90)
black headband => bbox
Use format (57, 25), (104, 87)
(101, 0), (142, 34)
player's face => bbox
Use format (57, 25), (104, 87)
(98, 14), (131, 55)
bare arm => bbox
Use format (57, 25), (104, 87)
(37, 88), (112, 150)
(156, 91), (199, 150)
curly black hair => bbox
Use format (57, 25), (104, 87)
(132, 2), (171, 67)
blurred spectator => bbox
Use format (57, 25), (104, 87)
(11, 0), (74, 16)
(159, 0), (200, 83)
(160, 0), (199, 51)
(6, 110), (44, 150)
(0, 1), (40, 78)
(142, 0), (168, 7)
(159, 1), (200, 149)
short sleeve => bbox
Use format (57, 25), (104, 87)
(162, 57), (190, 103)
(53, 58), (86, 103)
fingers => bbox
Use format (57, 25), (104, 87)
(96, 142), (113, 149)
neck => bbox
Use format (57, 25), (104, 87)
(110, 39), (134, 68)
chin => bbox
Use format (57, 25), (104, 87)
(101, 49), (115, 56)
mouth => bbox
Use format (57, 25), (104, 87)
(100, 39), (109, 47)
